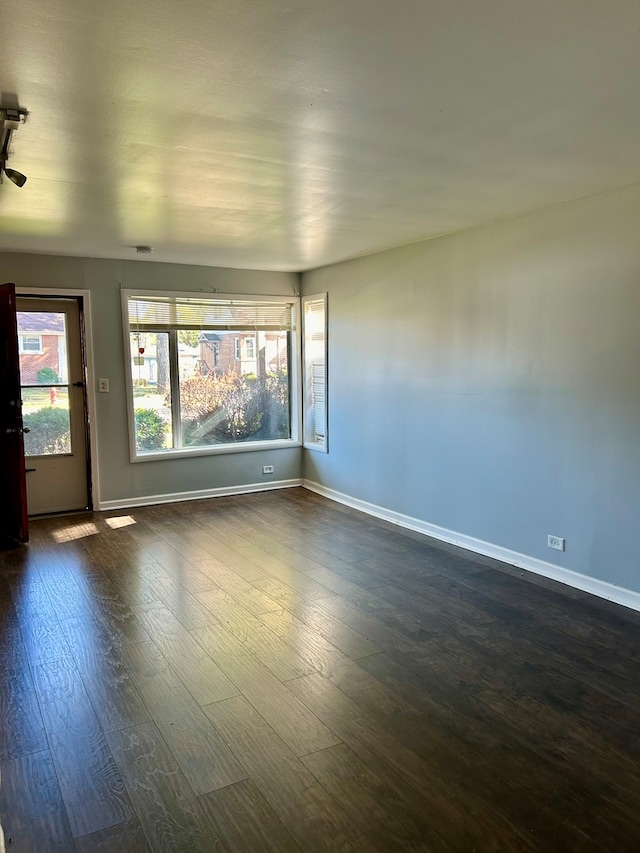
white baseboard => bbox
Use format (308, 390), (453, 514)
(98, 478), (302, 511)
(303, 479), (640, 614)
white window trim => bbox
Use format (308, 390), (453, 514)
(122, 289), (302, 462)
(302, 292), (328, 453)
(19, 334), (44, 354)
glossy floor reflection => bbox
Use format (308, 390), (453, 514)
(1, 488), (640, 851)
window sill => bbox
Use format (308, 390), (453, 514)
(303, 440), (328, 453)
(131, 437), (301, 463)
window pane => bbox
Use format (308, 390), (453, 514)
(303, 294), (328, 450)
(17, 311), (68, 384)
(130, 332), (173, 452)
(178, 330), (290, 446)
(22, 387), (71, 456)
(21, 336), (42, 352)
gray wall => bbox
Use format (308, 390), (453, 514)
(1, 252), (301, 504)
(302, 183), (640, 592)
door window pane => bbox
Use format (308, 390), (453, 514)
(130, 332), (173, 452)
(22, 387), (71, 456)
(17, 312), (68, 384)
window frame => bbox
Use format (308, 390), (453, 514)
(302, 292), (328, 452)
(122, 289), (302, 462)
(19, 334), (43, 354)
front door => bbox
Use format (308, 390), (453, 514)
(0, 283), (29, 543)
(16, 296), (90, 515)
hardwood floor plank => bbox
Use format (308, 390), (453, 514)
(287, 672), (536, 851)
(313, 592), (434, 649)
(203, 695), (365, 851)
(276, 596), (382, 659)
(302, 564), (386, 598)
(74, 817), (151, 852)
(59, 614), (151, 733)
(454, 570), (640, 688)
(257, 607), (347, 677)
(0, 666), (49, 761)
(158, 586), (220, 630)
(9, 578), (75, 667)
(470, 566), (640, 642)
(105, 722), (223, 852)
(38, 569), (95, 619)
(318, 556), (398, 588)
(198, 779), (301, 852)
(196, 557), (281, 614)
(251, 572), (336, 604)
(67, 566), (158, 646)
(93, 561), (166, 608)
(414, 629), (640, 762)
(383, 576), (497, 628)
(329, 584), (449, 641)
(393, 713), (635, 852)
(198, 543), (272, 584)
(193, 622), (340, 756)
(133, 603), (239, 705)
(196, 587), (316, 681)
(135, 546), (217, 595)
(0, 605), (30, 677)
(0, 749), (75, 852)
(234, 544), (338, 600)
(31, 656), (131, 837)
(321, 655), (422, 725)
(302, 743), (431, 851)
(125, 640), (248, 795)
(234, 527), (352, 575)
(360, 641), (640, 832)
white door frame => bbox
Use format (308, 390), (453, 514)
(16, 287), (100, 511)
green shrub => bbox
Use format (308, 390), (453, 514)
(179, 371), (265, 444)
(178, 369), (290, 445)
(134, 408), (167, 451)
(23, 407), (70, 455)
(36, 366), (59, 384)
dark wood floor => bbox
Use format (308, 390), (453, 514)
(1, 488), (640, 852)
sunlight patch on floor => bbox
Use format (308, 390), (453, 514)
(51, 522), (99, 542)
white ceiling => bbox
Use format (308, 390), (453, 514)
(1, 0), (639, 272)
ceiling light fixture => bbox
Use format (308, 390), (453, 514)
(1, 107), (28, 188)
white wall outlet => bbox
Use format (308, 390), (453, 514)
(262, 465), (274, 474)
(98, 378), (110, 393)
(548, 535), (565, 551)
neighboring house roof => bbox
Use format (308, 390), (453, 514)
(17, 313), (65, 334)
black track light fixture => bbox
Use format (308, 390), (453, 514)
(4, 166), (27, 187)
(1, 107), (28, 188)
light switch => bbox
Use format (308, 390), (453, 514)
(98, 378), (110, 393)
